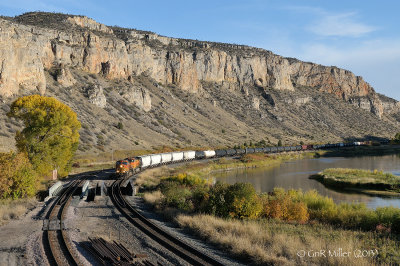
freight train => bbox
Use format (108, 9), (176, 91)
(115, 141), (367, 176)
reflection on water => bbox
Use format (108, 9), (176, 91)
(213, 155), (400, 209)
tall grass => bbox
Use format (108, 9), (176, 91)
(177, 214), (389, 265)
(321, 168), (400, 185)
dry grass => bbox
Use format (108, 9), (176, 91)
(135, 166), (173, 189)
(177, 214), (377, 265)
(321, 168), (400, 185)
(69, 162), (114, 175)
(143, 190), (164, 205)
(0, 198), (37, 226)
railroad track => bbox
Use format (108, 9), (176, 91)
(109, 178), (224, 266)
(43, 179), (83, 266)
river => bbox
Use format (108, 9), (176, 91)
(213, 155), (400, 209)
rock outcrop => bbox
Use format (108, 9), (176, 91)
(0, 12), (391, 118)
(55, 65), (76, 87)
(86, 84), (106, 108)
(252, 97), (260, 110)
(120, 86), (151, 112)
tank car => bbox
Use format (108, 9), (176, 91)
(226, 149), (237, 156)
(245, 148), (255, 154)
(215, 149), (228, 157)
(254, 148), (264, 153)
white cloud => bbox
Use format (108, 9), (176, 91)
(299, 39), (400, 66)
(296, 39), (400, 99)
(308, 12), (376, 38)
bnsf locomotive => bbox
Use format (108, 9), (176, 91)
(115, 142), (366, 177)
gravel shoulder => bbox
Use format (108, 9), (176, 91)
(0, 201), (46, 266)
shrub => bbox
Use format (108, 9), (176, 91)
(116, 122), (123, 130)
(224, 183), (263, 219)
(0, 152), (38, 199)
(375, 207), (400, 232)
(160, 181), (194, 212)
(205, 182), (230, 216)
(262, 188), (309, 223)
(164, 173), (209, 187)
(300, 190), (337, 222)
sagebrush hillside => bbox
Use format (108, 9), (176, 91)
(0, 12), (399, 154)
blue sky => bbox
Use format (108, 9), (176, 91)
(1, 0), (399, 99)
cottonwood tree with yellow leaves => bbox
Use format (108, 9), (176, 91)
(7, 95), (81, 178)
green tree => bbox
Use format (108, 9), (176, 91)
(7, 95), (81, 177)
(277, 139), (282, 146)
(0, 152), (37, 198)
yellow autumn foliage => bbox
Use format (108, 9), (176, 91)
(7, 95), (81, 177)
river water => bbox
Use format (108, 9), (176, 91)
(213, 155), (400, 209)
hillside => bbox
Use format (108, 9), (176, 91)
(0, 12), (399, 154)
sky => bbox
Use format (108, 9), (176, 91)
(0, 0), (399, 99)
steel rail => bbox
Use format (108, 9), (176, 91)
(109, 178), (224, 266)
(44, 179), (83, 266)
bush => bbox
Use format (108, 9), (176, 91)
(155, 176), (400, 233)
(262, 188), (309, 223)
(163, 173), (208, 187)
(160, 181), (194, 212)
(204, 182), (230, 216)
(116, 122), (123, 130)
(0, 152), (38, 199)
(223, 183), (263, 219)
(376, 207), (400, 232)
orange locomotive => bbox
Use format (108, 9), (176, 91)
(115, 157), (140, 177)
(127, 157), (140, 173)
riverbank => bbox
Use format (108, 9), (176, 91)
(311, 168), (400, 197)
(142, 177), (400, 265)
(135, 151), (323, 191)
(324, 144), (400, 157)
(135, 149), (400, 264)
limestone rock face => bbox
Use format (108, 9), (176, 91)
(0, 12), (391, 117)
(378, 94), (400, 114)
(87, 84), (107, 108)
(0, 19), (47, 96)
(120, 86), (151, 112)
(66, 16), (113, 34)
(349, 96), (383, 118)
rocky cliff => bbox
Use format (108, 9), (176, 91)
(0, 12), (389, 118)
(0, 12), (399, 153)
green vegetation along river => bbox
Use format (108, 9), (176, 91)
(214, 155), (400, 209)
